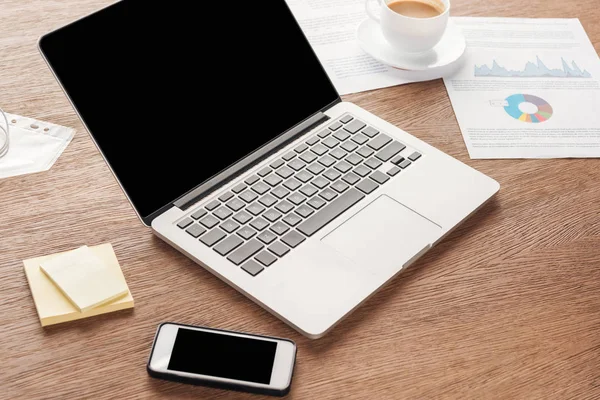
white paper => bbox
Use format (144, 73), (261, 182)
(285, 0), (413, 95)
(444, 18), (600, 159)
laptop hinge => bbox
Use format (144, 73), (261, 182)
(173, 111), (330, 211)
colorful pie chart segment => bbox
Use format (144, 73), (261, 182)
(504, 94), (553, 123)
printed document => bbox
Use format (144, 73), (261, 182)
(285, 0), (413, 95)
(444, 18), (600, 158)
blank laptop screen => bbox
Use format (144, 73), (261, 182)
(40, 0), (338, 219)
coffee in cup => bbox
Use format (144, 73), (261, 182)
(387, 0), (445, 18)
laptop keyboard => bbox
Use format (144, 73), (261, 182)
(176, 114), (422, 277)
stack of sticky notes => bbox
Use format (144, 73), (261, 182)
(23, 243), (134, 326)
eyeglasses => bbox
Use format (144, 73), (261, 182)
(0, 108), (8, 159)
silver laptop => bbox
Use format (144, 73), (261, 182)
(39, 0), (499, 338)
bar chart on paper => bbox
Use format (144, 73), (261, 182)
(474, 56), (592, 78)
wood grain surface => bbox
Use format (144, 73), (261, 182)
(1, 0), (600, 399)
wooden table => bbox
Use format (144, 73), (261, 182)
(2, 0), (600, 398)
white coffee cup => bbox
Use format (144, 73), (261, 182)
(365, 0), (450, 54)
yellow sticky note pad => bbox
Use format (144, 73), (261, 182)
(40, 245), (128, 312)
(23, 243), (134, 327)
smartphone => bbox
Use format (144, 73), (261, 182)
(147, 323), (296, 397)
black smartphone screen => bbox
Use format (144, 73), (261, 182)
(167, 328), (278, 384)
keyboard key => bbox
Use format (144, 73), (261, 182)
(307, 196), (326, 210)
(264, 209), (283, 222)
(237, 226), (258, 240)
(297, 188), (365, 237)
(259, 194), (277, 208)
(239, 190), (258, 203)
(288, 159), (306, 171)
(275, 200), (294, 214)
(246, 202), (265, 216)
(344, 119), (366, 134)
(319, 188), (338, 201)
(190, 208), (208, 220)
(307, 162), (325, 175)
(334, 161), (352, 174)
(341, 141), (358, 153)
(390, 155), (405, 165)
(272, 186), (290, 199)
(257, 167), (272, 177)
(226, 198), (246, 212)
(345, 154), (363, 166)
(399, 159), (412, 169)
(264, 173), (283, 187)
(330, 148), (347, 160)
(214, 206), (233, 220)
(255, 251), (277, 267)
(268, 241), (291, 257)
(317, 129), (331, 139)
(200, 228), (227, 247)
(329, 121), (343, 131)
(364, 157), (382, 169)
(367, 134), (392, 151)
(186, 223), (206, 238)
(342, 172), (360, 185)
(340, 114), (354, 124)
(387, 166), (401, 176)
(283, 213), (302, 227)
(299, 184), (318, 197)
(295, 204), (315, 218)
(270, 159), (285, 169)
(312, 176), (330, 189)
(276, 166), (294, 179)
(281, 230), (306, 248)
(241, 260), (264, 276)
(333, 130), (350, 142)
(282, 151), (296, 161)
(300, 151), (318, 164)
(354, 165), (371, 177)
(322, 137), (340, 149)
(408, 151), (422, 161)
(352, 133), (369, 145)
(323, 169), (341, 181)
(206, 200), (221, 211)
(356, 179), (379, 194)
(283, 178), (301, 191)
(295, 143), (309, 153)
(271, 221), (290, 235)
(306, 136), (320, 146)
(258, 230), (278, 245)
(245, 175), (260, 185)
(370, 170), (390, 185)
(218, 192), (234, 202)
(356, 146), (374, 158)
(200, 214), (220, 229)
(220, 219), (240, 233)
(362, 126), (379, 138)
(375, 141), (406, 162)
(177, 217), (193, 229)
(288, 193), (307, 206)
(311, 143), (328, 156)
(318, 155), (336, 167)
(232, 183), (247, 193)
(233, 210), (252, 225)
(214, 235), (244, 256)
(296, 170), (313, 183)
(251, 182), (270, 195)
(227, 239), (264, 265)
(331, 181), (349, 193)
(250, 217), (269, 231)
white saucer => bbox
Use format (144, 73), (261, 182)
(357, 18), (466, 73)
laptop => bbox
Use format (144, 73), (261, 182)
(39, 0), (499, 338)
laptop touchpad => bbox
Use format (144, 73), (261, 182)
(322, 195), (441, 273)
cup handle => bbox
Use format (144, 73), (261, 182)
(365, 0), (383, 23)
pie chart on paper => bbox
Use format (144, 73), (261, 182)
(504, 94), (553, 123)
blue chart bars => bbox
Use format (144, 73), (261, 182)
(475, 56), (592, 78)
